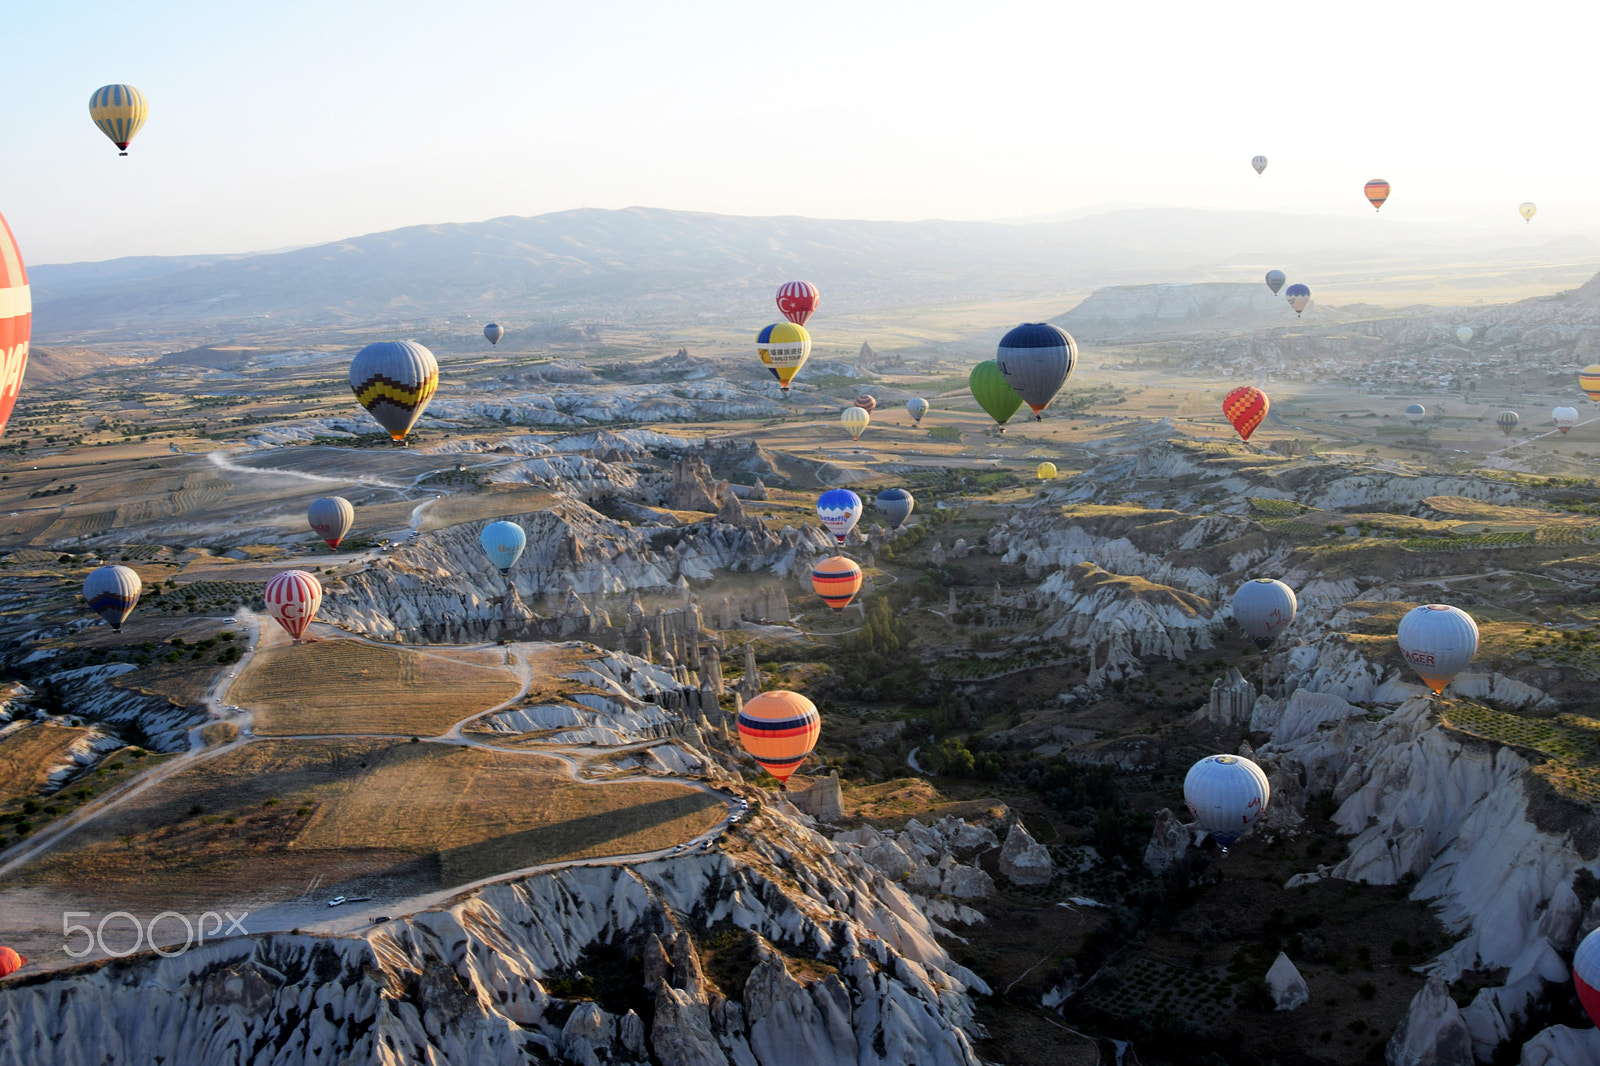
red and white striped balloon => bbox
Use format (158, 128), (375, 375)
(0, 210), (30, 440)
(1575, 927), (1600, 1027)
(264, 570), (323, 642)
(776, 281), (820, 326)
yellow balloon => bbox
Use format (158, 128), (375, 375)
(756, 322), (811, 392)
(841, 406), (870, 440)
(89, 85), (149, 155)
(1519, 202), (1537, 222)
(1037, 462), (1058, 480)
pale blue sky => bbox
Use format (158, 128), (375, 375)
(3, 1), (1595, 262)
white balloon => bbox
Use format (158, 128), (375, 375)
(1397, 604), (1478, 694)
(1232, 579), (1297, 650)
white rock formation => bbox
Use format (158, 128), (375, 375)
(1143, 808), (1191, 875)
(1386, 977), (1474, 1066)
(1264, 952), (1309, 1011)
(998, 823), (1053, 887)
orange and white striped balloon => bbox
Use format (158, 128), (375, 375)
(811, 556), (863, 611)
(1364, 179), (1391, 211)
(0, 210), (29, 440)
(265, 570), (323, 642)
(737, 690), (821, 787)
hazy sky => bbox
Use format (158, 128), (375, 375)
(5, 1), (1597, 263)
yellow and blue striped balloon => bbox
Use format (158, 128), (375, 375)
(89, 85), (149, 155)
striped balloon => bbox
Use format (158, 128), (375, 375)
(776, 281), (820, 325)
(0, 210), (27, 440)
(265, 570), (323, 642)
(1251, 155), (1267, 175)
(841, 406), (870, 440)
(1364, 179), (1391, 211)
(83, 565), (142, 632)
(737, 690), (821, 787)
(811, 556), (863, 611)
(1580, 365), (1600, 403)
(1575, 928), (1600, 1028)
(854, 393), (877, 413)
(1223, 386), (1269, 441)
(1496, 411), (1519, 436)
(349, 341), (439, 444)
(88, 84), (149, 154)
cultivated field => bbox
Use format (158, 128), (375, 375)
(0, 721), (95, 802)
(232, 638), (521, 735)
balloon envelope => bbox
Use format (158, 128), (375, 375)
(1520, 202), (1537, 222)
(812, 556), (863, 611)
(906, 397), (929, 425)
(1457, 326), (1473, 344)
(969, 360), (1023, 428)
(1555, 406), (1580, 434)
(1037, 462), (1058, 481)
(0, 210), (29, 441)
(1285, 283), (1311, 316)
(854, 394), (877, 413)
(265, 570), (323, 642)
(307, 497), (354, 549)
(776, 281), (820, 325)
(483, 323), (503, 345)
(350, 341), (439, 443)
(874, 487), (914, 529)
(89, 84), (148, 153)
(841, 406), (870, 440)
(1574, 927), (1600, 1028)
(1364, 179), (1391, 210)
(1397, 604), (1478, 694)
(1251, 155), (1267, 175)
(1223, 386), (1269, 441)
(1405, 403), (1426, 423)
(738, 690), (820, 785)
(817, 489), (863, 545)
(1232, 578), (1297, 650)
(84, 565), (141, 632)
(996, 323), (1078, 418)
(1184, 754), (1270, 847)
(1579, 365), (1600, 403)
(756, 322), (810, 391)
(1496, 411), (1519, 435)
(1265, 270), (1285, 295)
(480, 521), (527, 574)
(0, 946), (24, 978)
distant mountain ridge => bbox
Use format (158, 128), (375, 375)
(26, 206), (1582, 340)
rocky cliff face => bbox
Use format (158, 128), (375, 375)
(1035, 561), (1222, 677)
(0, 806), (989, 1066)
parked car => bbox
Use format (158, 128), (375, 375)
(326, 896), (347, 907)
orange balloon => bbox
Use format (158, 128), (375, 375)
(0, 946), (25, 977)
(1223, 386), (1269, 441)
(1364, 179), (1391, 211)
(737, 690), (820, 787)
(811, 556), (863, 611)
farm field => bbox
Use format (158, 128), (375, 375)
(232, 638), (521, 735)
(0, 721), (96, 803)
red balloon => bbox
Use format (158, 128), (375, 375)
(0, 946), (25, 978)
(265, 570), (323, 642)
(0, 210), (30, 441)
(1364, 179), (1391, 211)
(776, 281), (820, 326)
(1577, 928), (1600, 1027)
(1223, 386), (1269, 441)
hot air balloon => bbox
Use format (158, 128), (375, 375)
(776, 281), (820, 326)
(1037, 462), (1058, 481)
(84, 565), (141, 632)
(812, 556), (863, 611)
(996, 323), (1078, 420)
(969, 360), (1023, 431)
(1580, 365), (1600, 403)
(349, 341), (439, 445)
(1405, 403), (1426, 424)
(484, 323), (503, 345)
(1555, 406), (1579, 435)
(1265, 270), (1285, 295)
(854, 394), (877, 413)
(1364, 179), (1391, 211)
(0, 210), (28, 441)
(817, 489), (863, 545)
(1184, 754), (1270, 851)
(1496, 410), (1519, 436)
(906, 397), (929, 425)
(1574, 928), (1600, 1028)
(1223, 386), (1269, 441)
(1251, 155), (1268, 175)
(307, 497), (354, 549)
(265, 570), (323, 643)
(1520, 202), (1537, 223)
(1397, 604), (1478, 695)
(1232, 579), (1297, 650)
(89, 84), (148, 155)
(1457, 326), (1473, 344)
(841, 406), (870, 440)
(1285, 283), (1311, 316)
(756, 322), (810, 394)
(0, 947), (24, 978)
(874, 488), (914, 529)
(480, 521), (526, 574)
(738, 690), (820, 788)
